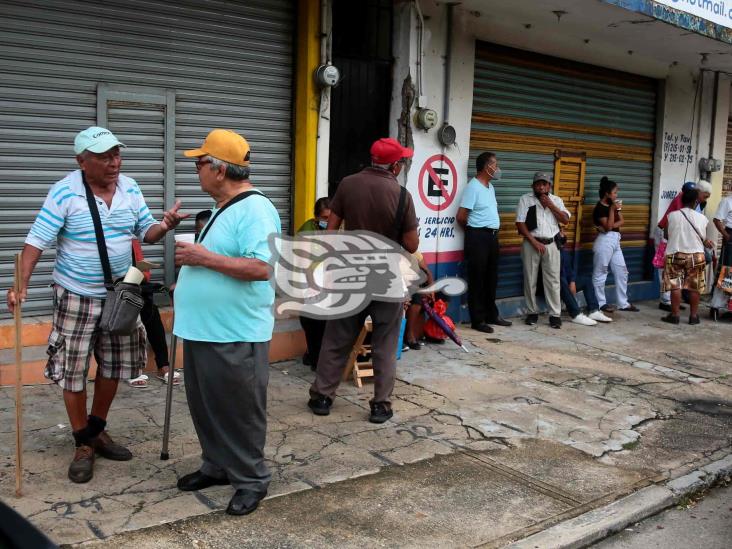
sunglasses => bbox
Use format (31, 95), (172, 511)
(195, 158), (212, 172)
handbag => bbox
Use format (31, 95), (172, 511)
(717, 266), (732, 295)
(652, 240), (667, 269)
(84, 175), (144, 335)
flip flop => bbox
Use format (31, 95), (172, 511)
(128, 374), (149, 388)
(156, 370), (182, 385)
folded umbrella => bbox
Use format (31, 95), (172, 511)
(421, 296), (469, 353)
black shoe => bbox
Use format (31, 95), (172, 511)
(471, 322), (494, 334)
(549, 316), (562, 329)
(525, 314), (539, 326)
(369, 402), (393, 424)
(68, 445), (95, 484)
(89, 431), (132, 461)
(600, 304), (616, 313)
(659, 303), (672, 312)
(492, 317), (512, 327)
(177, 470), (229, 491)
(226, 489), (267, 516)
(618, 304), (640, 312)
(406, 340), (421, 350)
(661, 314), (680, 325)
(302, 353), (312, 366)
(308, 394), (333, 416)
(689, 316), (700, 325)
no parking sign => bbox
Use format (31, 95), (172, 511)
(417, 154), (458, 212)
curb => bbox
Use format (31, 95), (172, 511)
(504, 454), (732, 549)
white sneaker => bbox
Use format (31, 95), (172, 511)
(589, 310), (613, 323)
(571, 313), (597, 326)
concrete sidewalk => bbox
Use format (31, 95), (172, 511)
(1, 302), (730, 547)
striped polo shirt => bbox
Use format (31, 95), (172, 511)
(26, 170), (157, 298)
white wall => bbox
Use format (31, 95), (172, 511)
(655, 69), (731, 231)
(390, 1), (474, 263)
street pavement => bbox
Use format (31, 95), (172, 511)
(592, 483), (732, 548)
(0, 302), (730, 547)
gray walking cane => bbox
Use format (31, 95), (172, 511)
(160, 295), (177, 460)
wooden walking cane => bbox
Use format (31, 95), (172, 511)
(13, 253), (24, 497)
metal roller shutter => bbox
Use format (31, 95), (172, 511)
(0, 0), (294, 319)
(470, 43), (657, 299)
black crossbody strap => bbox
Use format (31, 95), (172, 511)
(82, 173), (114, 287)
(392, 186), (407, 243)
(197, 190), (265, 244)
(679, 209), (705, 246)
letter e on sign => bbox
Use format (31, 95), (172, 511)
(418, 154), (458, 212)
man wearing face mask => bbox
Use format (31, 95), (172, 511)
(308, 137), (419, 424)
(516, 172), (570, 328)
(457, 152), (511, 333)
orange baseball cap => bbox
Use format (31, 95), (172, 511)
(184, 129), (251, 166)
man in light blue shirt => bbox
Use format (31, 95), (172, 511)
(173, 129), (281, 517)
(457, 152), (511, 333)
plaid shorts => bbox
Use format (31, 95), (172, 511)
(45, 285), (147, 392)
(662, 252), (706, 293)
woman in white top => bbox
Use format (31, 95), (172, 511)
(662, 188), (714, 325)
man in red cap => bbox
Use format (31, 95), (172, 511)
(308, 137), (419, 423)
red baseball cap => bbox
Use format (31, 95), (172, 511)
(370, 137), (414, 164)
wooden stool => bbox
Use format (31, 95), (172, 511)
(342, 319), (373, 388)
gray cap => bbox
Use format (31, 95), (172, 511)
(533, 171), (553, 184)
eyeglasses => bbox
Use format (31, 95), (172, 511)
(195, 158), (212, 172)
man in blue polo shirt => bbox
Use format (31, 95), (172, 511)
(457, 152), (511, 333)
(173, 129), (281, 516)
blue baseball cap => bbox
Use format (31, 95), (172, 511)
(681, 181), (696, 192)
(74, 126), (125, 155)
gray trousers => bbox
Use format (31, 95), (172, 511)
(521, 238), (561, 317)
(183, 339), (271, 493)
(310, 300), (402, 404)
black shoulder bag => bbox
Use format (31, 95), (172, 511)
(83, 174), (144, 335)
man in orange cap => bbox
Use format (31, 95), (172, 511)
(308, 137), (419, 424)
(173, 129), (281, 516)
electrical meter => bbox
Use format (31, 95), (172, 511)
(314, 64), (340, 87)
(416, 108), (438, 131)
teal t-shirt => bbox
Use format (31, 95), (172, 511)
(460, 178), (500, 229)
(173, 193), (281, 343)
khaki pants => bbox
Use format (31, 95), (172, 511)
(521, 239), (561, 317)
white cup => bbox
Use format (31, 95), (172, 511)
(174, 233), (196, 244)
(122, 266), (145, 285)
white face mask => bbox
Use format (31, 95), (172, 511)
(486, 165), (501, 181)
(318, 219), (328, 229)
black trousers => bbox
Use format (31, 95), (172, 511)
(465, 227), (500, 325)
(299, 316), (327, 366)
(140, 295), (169, 369)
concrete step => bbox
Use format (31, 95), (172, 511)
(0, 308), (306, 386)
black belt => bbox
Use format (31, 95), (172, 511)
(467, 227), (499, 234)
(534, 237), (555, 245)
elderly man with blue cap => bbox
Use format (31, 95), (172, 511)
(6, 126), (188, 483)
